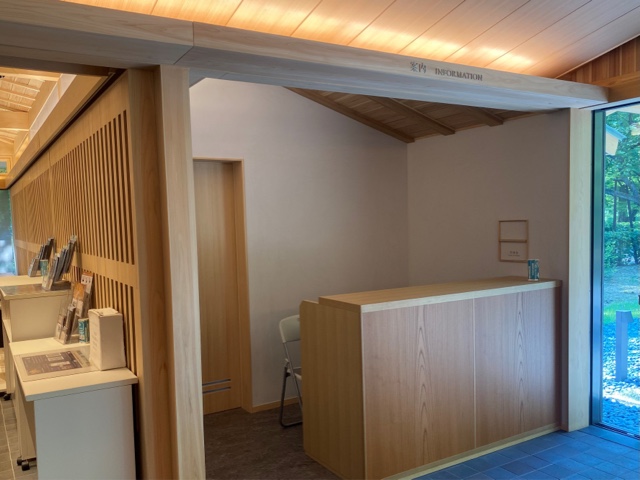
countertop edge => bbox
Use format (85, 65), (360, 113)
(318, 277), (561, 314)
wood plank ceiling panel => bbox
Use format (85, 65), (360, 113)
(523, 6), (640, 77)
(292, 0), (394, 45)
(0, 86), (37, 101)
(445, 0), (590, 69)
(226, 0), (320, 36)
(399, 0), (528, 60)
(488, 1), (640, 75)
(348, 0), (464, 54)
(151, 0), (242, 24)
(62, 0), (156, 15)
(359, 104), (409, 128)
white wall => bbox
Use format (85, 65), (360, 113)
(190, 79), (408, 406)
(408, 111), (569, 290)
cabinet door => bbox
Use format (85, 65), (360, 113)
(362, 301), (475, 479)
(475, 288), (560, 446)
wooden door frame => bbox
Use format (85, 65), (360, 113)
(193, 157), (252, 412)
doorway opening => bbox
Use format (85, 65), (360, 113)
(592, 102), (640, 437)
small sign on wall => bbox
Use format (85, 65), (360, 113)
(500, 241), (528, 262)
(499, 220), (528, 262)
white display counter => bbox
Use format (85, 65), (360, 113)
(11, 337), (138, 479)
(0, 284), (70, 397)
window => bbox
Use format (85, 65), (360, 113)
(0, 190), (16, 275)
(592, 102), (640, 437)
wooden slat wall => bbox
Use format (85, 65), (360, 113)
(10, 80), (138, 372)
(9, 71), (175, 478)
(559, 37), (639, 82)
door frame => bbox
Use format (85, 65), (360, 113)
(591, 110), (605, 426)
(193, 157), (252, 412)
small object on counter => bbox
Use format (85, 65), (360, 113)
(528, 259), (539, 281)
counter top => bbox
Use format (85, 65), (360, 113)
(0, 275), (43, 287)
(10, 337), (137, 402)
(0, 283), (70, 301)
(318, 276), (561, 313)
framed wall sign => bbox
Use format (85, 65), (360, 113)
(499, 220), (528, 241)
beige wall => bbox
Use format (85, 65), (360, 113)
(407, 111), (570, 291)
(190, 80), (572, 409)
(190, 79), (409, 406)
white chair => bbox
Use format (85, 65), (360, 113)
(278, 314), (302, 427)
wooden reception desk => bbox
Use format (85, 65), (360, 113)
(300, 277), (561, 479)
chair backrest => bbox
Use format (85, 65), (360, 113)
(279, 314), (300, 343)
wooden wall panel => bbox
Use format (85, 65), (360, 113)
(362, 301), (475, 479)
(300, 300), (365, 480)
(559, 37), (639, 83)
(474, 289), (561, 446)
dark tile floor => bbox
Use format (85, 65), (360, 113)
(0, 397), (37, 480)
(416, 427), (639, 480)
(204, 404), (337, 479)
(205, 405), (639, 480)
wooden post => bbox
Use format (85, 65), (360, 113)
(153, 65), (205, 479)
(567, 108), (592, 431)
(615, 310), (633, 381)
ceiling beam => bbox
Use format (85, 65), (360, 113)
(460, 106), (504, 127)
(0, 77), (41, 93)
(0, 86), (38, 100)
(0, 111), (28, 130)
(0, 0), (610, 111)
(591, 72), (640, 106)
(0, 104), (21, 112)
(0, 98), (30, 110)
(184, 23), (609, 111)
(0, 0), (194, 69)
(28, 80), (56, 126)
(289, 88), (414, 143)
(367, 96), (455, 136)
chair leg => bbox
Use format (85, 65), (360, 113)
(279, 366), (302, 428)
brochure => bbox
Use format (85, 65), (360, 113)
(15, 347), (96, 382)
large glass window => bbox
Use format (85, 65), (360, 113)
(593, 103), (640, 437)
(0, 190), (15, 275)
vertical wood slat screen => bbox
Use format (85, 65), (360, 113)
(10, 78), (139, 373)
(11, 166), (53, 272)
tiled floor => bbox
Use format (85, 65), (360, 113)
(0, 398), (37, 480)
(416, 427), (639, 480)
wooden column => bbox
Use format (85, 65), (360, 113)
(566, 108), (592, 431)
(127, 69), (174, 479)
(152, 65), (205, 479)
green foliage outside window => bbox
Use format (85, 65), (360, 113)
(0, 190), (16, 275)
(604, 110), (640, 270)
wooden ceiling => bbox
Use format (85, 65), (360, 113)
(0, 1), (637, 157)
(57, 0), (639, 142)
(289, 88), (533, 142)
(0, 69), (60, 171)
(62, 0), (640, 78)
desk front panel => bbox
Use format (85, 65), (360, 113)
(362, 300), (475, 479)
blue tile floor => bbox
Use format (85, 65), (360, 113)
(416, 427), (639, 480)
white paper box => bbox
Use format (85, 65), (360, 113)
(89, 308), (126, 370)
